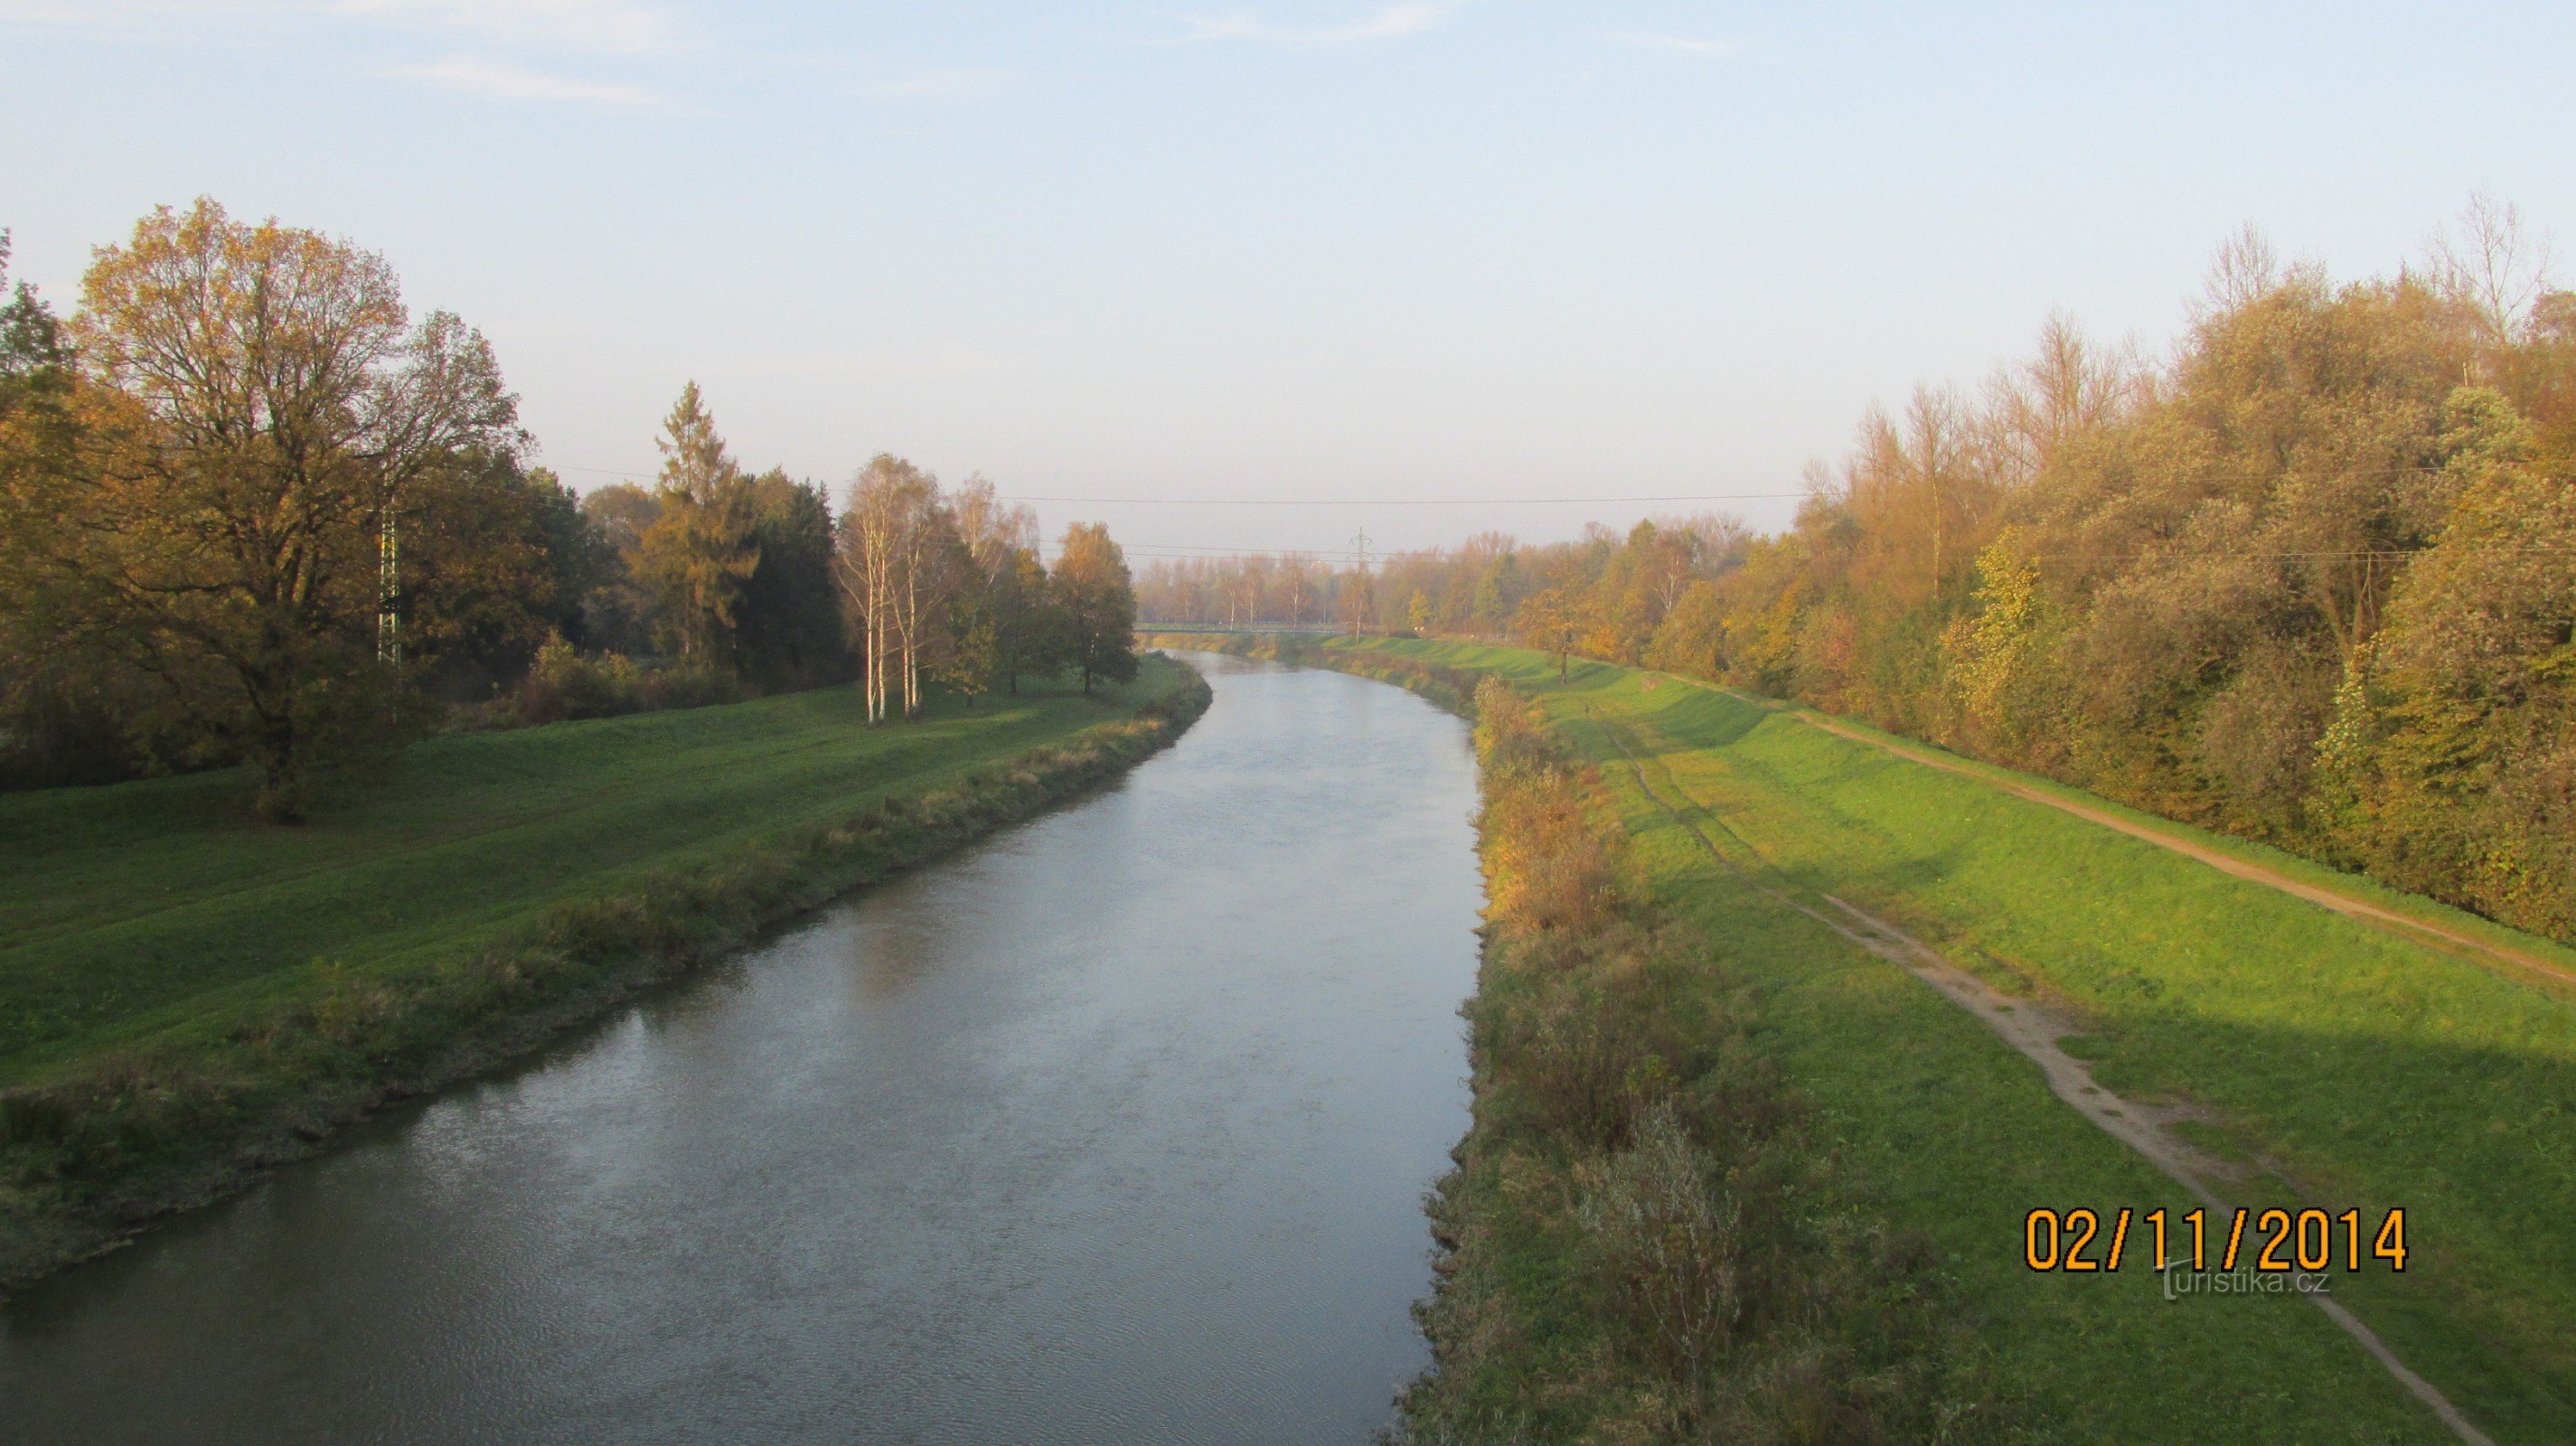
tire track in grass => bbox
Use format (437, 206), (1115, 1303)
(1584, 704), (2498, 1446)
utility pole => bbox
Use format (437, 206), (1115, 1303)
(377, 504), (401, 666)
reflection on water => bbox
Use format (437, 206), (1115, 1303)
(0, 653), (1482, 1445)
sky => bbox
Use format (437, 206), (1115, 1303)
(3, 2), (2571, 561)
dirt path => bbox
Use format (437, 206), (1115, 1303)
(1588, 709), (2497, 1446)
(1789, 709), (2576, 992)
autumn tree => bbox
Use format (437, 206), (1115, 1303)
(1513, 587), (1594, 682)
(1051, 521), (1138, 694)
(949, 474), (1054, 698)
(2316, 389), (2576, 934)
(35, 199), (519, 820)
(0, 230), (115, 785)
(576, 482), (663, 656)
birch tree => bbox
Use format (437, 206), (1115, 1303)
(836, 455), (957, 720)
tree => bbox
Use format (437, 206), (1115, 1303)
(1051, 521), (1137, 694)
(2317, 390), (2576, 937)
(1340, 568), (1377, 636)
(402, 450), (584, 702)
(1513, 587), (1594, 682)
(949, 474), (1053, 697)
(1470, 554), (1514, 631)
(736, 468), (850, 690)
(993, 547), (1063, 693)
(836, 455), (954, 721)
(633, 381), (760, 666)
(1643, 579), (1730, 681)
(49, 199), (519, 820)
(0, 230), (124, 787)
(576, 482), (663, 656)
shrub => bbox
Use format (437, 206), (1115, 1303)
(1576, 1099), (1745, 1391)
(518, 634), (645, 723)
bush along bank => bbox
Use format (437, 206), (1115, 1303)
(1396, 677), (2009, 1444)
(0, 665), (1212, 1292)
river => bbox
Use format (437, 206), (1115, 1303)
(0, 653), (1483, 1445)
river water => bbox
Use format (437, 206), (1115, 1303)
(0, 653), (1483, 1445)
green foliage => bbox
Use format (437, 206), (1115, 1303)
(735, 468), (851, 690)
(2324, 397), (2576, 935)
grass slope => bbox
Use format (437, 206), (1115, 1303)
(1205, 634), (2574, 1444)
(1, 659), (1204, 1284)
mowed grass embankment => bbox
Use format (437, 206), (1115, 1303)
(1, 657), (1206, 1283)
(1300, 635), (2571, 1444)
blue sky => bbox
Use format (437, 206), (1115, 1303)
(3, 2), (2571, 557)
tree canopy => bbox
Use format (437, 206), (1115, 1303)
(0, 202), (1140, 812)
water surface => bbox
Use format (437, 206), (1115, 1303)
(0, 653), (1481, 1445)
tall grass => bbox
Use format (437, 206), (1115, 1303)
(1396, 678), (2007, 1443)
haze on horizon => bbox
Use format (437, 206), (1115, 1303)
(4, 0), (2570, 557)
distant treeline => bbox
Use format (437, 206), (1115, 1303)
(1140, 205), (2576, 944)
(0, 201), (1136, 819)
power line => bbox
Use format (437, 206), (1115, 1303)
(547, 463), (1808, 510)
(552, 463), (658, 479)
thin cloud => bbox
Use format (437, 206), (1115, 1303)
(391, 54), (674, 108)
(0, 0), (689, 52)
(1611, 31), (1744, 58)
(851, 66), (1019, 103)
(335, 0), (688, 56)
(1170, 3), (1460, 47)
(0, 0), (285, 36)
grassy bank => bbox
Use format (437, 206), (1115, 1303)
(1188, 634), (2574, 1442)
(0, 656), (1209, 1289)
(1402, 676), (2010, 1441)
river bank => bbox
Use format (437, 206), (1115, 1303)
(1154, 634), (2550, 1441)
(1, 658), (1209, 1291)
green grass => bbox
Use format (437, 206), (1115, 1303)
(2, 670), (1178, 1080)
(0, 660), (1204, 1283)
(1284, 636), (2575, 1444)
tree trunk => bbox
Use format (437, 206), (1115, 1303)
(253, 716), (308, 825)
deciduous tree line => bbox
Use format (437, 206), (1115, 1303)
(1150, 203), (2576, 944)
(0, 200), (1136, 819)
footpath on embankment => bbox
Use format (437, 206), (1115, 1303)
(1154, 632), (2576, 1446)
(0, 658), (1209, 1291)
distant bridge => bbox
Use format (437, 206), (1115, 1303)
(1136, 623), (1353, 635)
